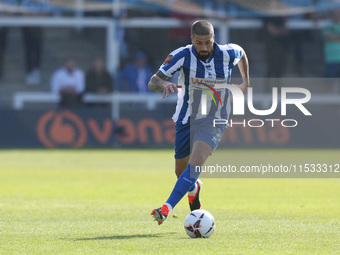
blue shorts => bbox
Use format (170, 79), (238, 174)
(174, 118), (226, 159)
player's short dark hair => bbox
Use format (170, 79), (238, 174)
(191, 20), (214, 37)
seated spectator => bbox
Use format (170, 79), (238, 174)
(85, 57), (113, 94)
(119, 51), (154, 93)
(51, 58), (85, 108)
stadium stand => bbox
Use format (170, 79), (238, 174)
(0, 0), (339, 111)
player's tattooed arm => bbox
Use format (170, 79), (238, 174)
(156, 71), (170, 81)
(148, 71), (170, 90)
(148, 71), (181, 98)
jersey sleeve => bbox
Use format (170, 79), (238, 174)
(228, 43), (244, 67)
(159, 47), (186, 78)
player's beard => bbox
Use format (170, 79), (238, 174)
(197, 50), (212, 61)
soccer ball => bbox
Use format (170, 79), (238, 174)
(184, 209), (215, 238)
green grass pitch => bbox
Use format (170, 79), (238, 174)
(0, 149), (339, 254)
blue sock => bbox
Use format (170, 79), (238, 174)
(188, 183), (196, 192)
(166, 164), (201, 209)
(178, 174), (196, 192)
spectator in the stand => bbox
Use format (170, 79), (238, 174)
(119, 51), (154, 93)
(0, 0), (50, 84)
(117, 6), (129, 67)
(20, 0), (51, 86)
(281, 0), (316, 76)
(85, 57), (113, 94)
(323, 9), (340, 92)
(263, 14), (289, 91)
(323, 9), (340, 77)
(51, 58), (85, 107)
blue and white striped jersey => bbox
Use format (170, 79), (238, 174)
(159, 42), (243, 124)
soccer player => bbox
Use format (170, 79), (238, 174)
(148, 20), (249, 225)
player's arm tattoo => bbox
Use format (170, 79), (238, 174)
(156, 71), (169, 81)
(148, 71), (170, 91)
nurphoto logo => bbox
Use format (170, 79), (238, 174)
(195, 79), (312, 128)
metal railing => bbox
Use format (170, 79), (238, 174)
(13, 91), (340, 119)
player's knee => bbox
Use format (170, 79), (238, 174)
(189, 152), (210, 166)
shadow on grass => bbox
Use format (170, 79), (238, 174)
(75, 232), (176, 241)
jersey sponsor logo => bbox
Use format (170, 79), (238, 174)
(191, 78), (223, 106)
(163, 55), (173, 65)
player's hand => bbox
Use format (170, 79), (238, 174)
(233, 82), (249, 94)
(163, 83), (182, 99)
